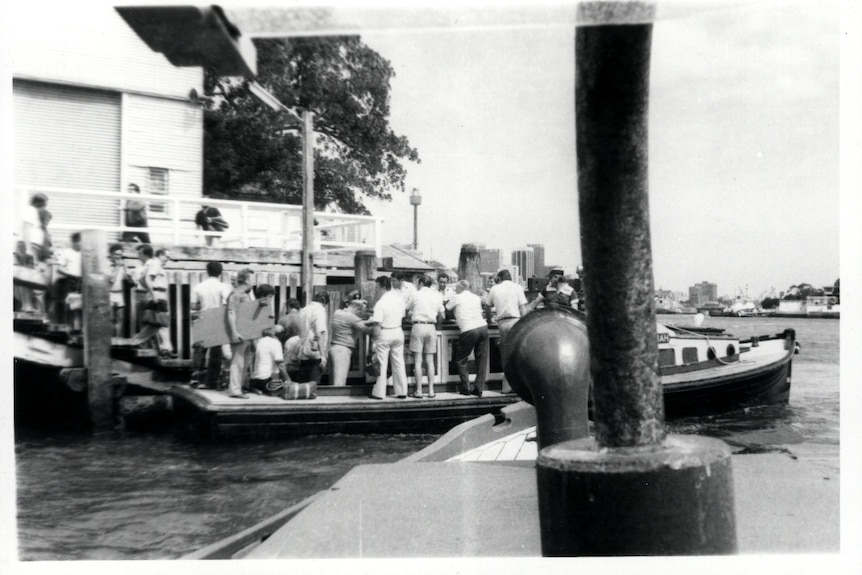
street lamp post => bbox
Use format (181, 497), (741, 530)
(410, 187), (421, 251)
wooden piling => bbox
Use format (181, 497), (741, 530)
(354, 249), (377, 303)
(457, 243), (483, 295)
(80, 230), (116, 431)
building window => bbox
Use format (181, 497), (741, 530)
(147, 167), (169, 214)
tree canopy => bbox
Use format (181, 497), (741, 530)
(203, 36), (420, 214)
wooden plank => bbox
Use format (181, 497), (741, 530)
(159, 244), (304, 264)
(475, 440), (506, 462)
(497, 433), (528, 461)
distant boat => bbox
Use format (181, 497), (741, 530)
(774, 291), (840, 319)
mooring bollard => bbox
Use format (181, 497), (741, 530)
(504, 307), (591, 449)
(534, 1), (737, 555)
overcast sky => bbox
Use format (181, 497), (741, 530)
(350, 0), (844, 298)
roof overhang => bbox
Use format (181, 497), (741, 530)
(115, 5), (256, 77)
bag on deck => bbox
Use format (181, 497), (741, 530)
(281, 381), (317, 400)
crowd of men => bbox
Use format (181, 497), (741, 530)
(16, 192), (587, 400)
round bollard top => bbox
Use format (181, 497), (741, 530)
(538, 434), (732, 474)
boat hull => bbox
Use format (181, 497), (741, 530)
(171, 388), (521, 440)
(661, 351), (792, 418)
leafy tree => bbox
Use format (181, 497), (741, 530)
(203, 36), (420, 214)
(760, 297), (780, 309)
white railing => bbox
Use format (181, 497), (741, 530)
(15, 186), (384, 256)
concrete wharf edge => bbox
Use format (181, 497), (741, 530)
(247, 443), (839, 558)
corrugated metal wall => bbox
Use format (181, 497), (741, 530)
(13, 80), (122, 234)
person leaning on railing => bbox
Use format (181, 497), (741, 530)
(122, 183), (150, 244)
(328, 290), (370, 387)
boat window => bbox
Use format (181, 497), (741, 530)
(682, 347), (698, 363)
(707, 347), (717, 360)
(726, 344), (736, 357)
(658, 348), (676, 367)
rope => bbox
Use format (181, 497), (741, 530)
(266, 379), (287, 393)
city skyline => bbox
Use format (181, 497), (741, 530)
(356, 1), (842, 298)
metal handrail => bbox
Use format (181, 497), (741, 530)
(16, 185), (384, 256)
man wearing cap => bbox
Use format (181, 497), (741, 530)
(225, 268), (256, 398)
(528, 268), (576, 312)
(406, 275), (445, 398)
(482, 269), (528, 394)
(446, 280), (489, 397)
(329, 291), (370, 387)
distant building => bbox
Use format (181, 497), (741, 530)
(477, 247), (502, 274)
(527, 243), (546, 277)
(689, 281), (718, 305)
(511, 248), (535, 283)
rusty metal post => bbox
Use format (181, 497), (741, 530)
(534, 2), (737, 556)
(80, 230), (116, 431)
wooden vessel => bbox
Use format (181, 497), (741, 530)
(656, 324), (798, 418)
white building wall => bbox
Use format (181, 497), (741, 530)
(125, 93), (204, 228)
(9, 4), (202, 100)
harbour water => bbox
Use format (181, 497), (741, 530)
(13, 316), (839, 560)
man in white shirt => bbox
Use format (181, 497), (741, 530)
(446, 280), (489, 397)
(406, 275), (445, 398)
(367, 276), (408, 400)
(297, 291), (330, 385)
(250, 324), (290, 395)
(391, 271), (417, 320)
(190, 261), (232, 388)
(482, 269), (528, 394)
